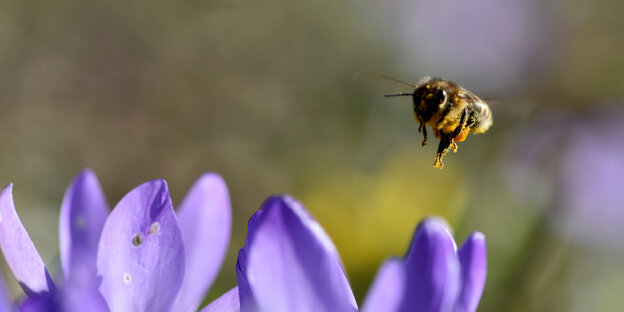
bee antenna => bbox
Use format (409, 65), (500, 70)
(353, 71), (417, 88)
(384, 92), (413, 97)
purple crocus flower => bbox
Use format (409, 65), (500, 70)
(203, 195), (486, 312)
(0, 169), (231, 312)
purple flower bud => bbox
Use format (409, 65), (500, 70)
(208, 196), (487, 312)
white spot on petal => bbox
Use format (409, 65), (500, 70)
(123, 273), (132, 284)
(148, 222), (160, 235)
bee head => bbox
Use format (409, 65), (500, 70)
(415, 84), (447, 107)
(413, 82), (448, 122)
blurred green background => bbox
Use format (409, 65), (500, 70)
(1, 0), (624, 311)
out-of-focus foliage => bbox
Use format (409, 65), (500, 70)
(1, 0), (623, 311)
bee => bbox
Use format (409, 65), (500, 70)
(383, 75), (493, 169)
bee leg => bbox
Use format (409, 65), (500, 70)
(450, 109), (468, 153)
(416, 117), (428, 146)
(451, 109), (468, 138)
(433, 133), (453, 169)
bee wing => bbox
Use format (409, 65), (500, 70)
(481, 97), (536, 119)
(481, 98), (506, 106)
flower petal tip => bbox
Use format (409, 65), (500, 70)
(148, 178), (169, 189)
(60, 169), (109, 282)
(469, 232), (486, 243)
(240, 194), (357, 312)
(197, 172), (227, 186)
(459, 232), (487, 264)
(172, 173), (232, 312)
(459, 232), (487, 261)
(417, 217), (453, 233)
(77, 168), (96, 178)
(412, 217), (457, 251)
(1, 183), (13, 196)
(96, 178), (183, 312)
(260, 195), (310, 222)
(0, 182), (56, 297)
(457, 232), (487, 312)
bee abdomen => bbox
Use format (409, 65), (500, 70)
(471, 105), (493, 133)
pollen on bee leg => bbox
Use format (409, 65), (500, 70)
(433, 157), (444, 169)
(453, 127), (470, 142)
(433, 150), (447, 169)
(434, 134), (453, 169)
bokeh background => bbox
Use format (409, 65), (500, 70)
(1, 0), (623, 311)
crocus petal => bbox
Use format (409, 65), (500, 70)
(240, 196), (357, 312)
(0, 268), (13, 312)
(361, 258), (406, 312)
(18, 295), (59, 312)
(400, 218), (460, 312)
(61, 281), (109, 312)
(200, 287), (240, 312)
(96, 180), (185, 312)
(173, 173), (232, 312)
(236, 248), (256, 312)
(0, 184), (57, 297)
(456, 232), (487, 312)
(236, 210), (264, 312)
(59, 169), (109, 283)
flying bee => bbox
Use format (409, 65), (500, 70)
(380, 75), (493, 169)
